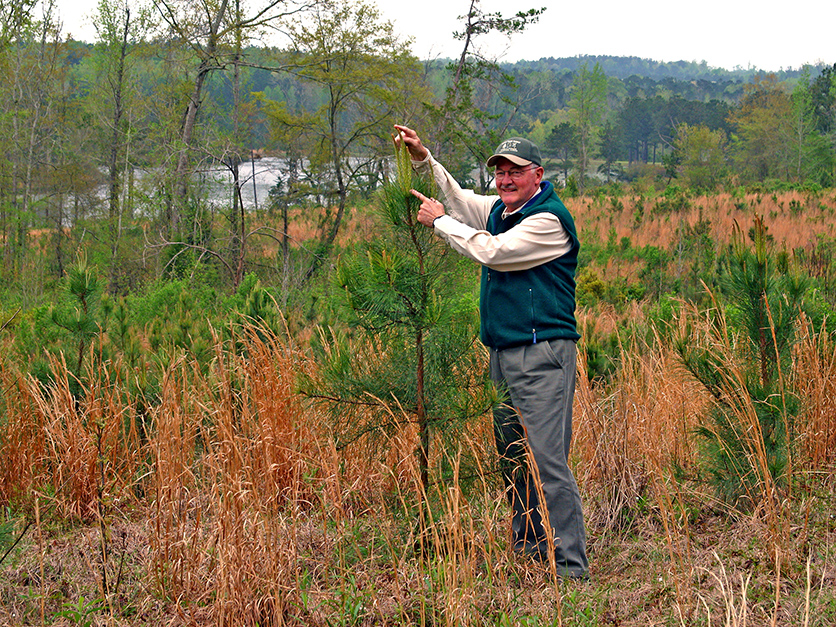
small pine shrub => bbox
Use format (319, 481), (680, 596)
(677, 217), (810, 509)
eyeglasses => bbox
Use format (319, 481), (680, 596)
(493, 165), (537, 180)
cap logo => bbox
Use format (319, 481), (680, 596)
(498, 140), (521, 153)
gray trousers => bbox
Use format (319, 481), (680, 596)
(490, 339), (589, 577)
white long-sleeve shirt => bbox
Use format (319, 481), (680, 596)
(413, 153), (572, 272)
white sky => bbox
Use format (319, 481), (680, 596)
(52, 0), (834, 72)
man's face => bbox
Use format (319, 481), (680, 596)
(493, 157), (544, 211)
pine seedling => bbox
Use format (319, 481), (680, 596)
(50, 253), (103, 377)
(677, 217), (807, 510)
(305, 141), (492, 493)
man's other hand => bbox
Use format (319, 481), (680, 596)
(410, 189), (446, 228)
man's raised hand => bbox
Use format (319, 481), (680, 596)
(393, 124), (429, 162)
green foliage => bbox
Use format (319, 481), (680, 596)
(673, 123), (728, 190)
(652, 184), (691, 215)
(791, 67), (836, 187)
(0, 510), (18, 555)
(677, 217), (810, 508)
(10, 254), (108, 391)
(646, 293), (683, 330)
(544, 120), (577, 174)
(661, 150), (681, 184)
(568, 62), (608, 192)
(0, 0), (36, 47)
(562, 175), (580, 198)
(576, 268), (606, 307)
(51, 257), (102, 339)
(54, 596), (104, 627)
(577, 316), (619, 384)
(673, 216), (717, 302)
(637, 245), (671, 300)
(234, 273), (283, 336)
(128, 278), (215, 328)
(263, 0), (427, 275)
(728, 75), (795, 183)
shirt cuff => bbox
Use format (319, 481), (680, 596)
(432, 214), (452, 230)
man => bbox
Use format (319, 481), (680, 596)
(393, 124), (588, 578)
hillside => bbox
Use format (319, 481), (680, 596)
(508, 54), (829, 81)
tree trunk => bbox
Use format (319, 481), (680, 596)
(107, 8), (131, 293)
(416, 328), (429, 492)
(170, 0), (229, 231)
(303, 91), (346, 280)
(230, 25), (245, 290)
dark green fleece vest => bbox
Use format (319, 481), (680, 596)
(480, 181), (580, 350)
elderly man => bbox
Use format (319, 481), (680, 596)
(394, 125), (588, 578)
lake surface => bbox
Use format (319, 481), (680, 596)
(196, 156), (291, 211)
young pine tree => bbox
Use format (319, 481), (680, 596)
(677, 217), (809, 509)
(305, 143), (493, 492)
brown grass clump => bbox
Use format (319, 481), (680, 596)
(793, 314), (836, 468)
(0, 367), (45, 508)
(145, 326), (321, 625)
(0, 348), (142, 522)
(574, 306), (710, 617)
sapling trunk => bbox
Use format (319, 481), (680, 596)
(416, 328), (428, 491)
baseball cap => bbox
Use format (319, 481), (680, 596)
(486, 137), (542, 168)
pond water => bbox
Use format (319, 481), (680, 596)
(195, 156), (293, 211)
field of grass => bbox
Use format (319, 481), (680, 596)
(2, 189), (836, 626)
(570, 187), (836, 251)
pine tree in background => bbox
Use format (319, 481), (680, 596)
(304, 143), (494, 493)
(50, 253), (104, 378)
(677, 217), (809, 509)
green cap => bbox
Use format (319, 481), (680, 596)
(486, 137), (542, 168)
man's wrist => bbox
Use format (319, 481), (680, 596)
(411, 149), (431, 164)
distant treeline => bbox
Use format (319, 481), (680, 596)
(509, 54), (825, 81)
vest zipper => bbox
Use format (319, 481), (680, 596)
(530, 288), (537, 344)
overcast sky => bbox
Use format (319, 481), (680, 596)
(53, 0), (834, 72)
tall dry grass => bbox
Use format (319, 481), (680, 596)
(146, 326), (324, 625)
(0, 347), (142, 522)
(574, 305), (710, 619)
(0, 364), (46, 507)
(1, 309), (835, 625)
(572, 299), (836, 624)
(574, 305), (706, 522)
(793, 314), (836, 469)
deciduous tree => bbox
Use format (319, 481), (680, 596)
(266, 0), (425, 278)
(727, 74), (794, 182)
(544, 120), (576, 184)
(88, 0), (152, 292)
(597, 119), (622, 183)
(0, 0), (36, 47)
(1, 2), (87, 281)
(152, 0), (315, 231)
(794, 66), (836, 186)
(673, 123), (727, 190)
(568, 61), (607, 192)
